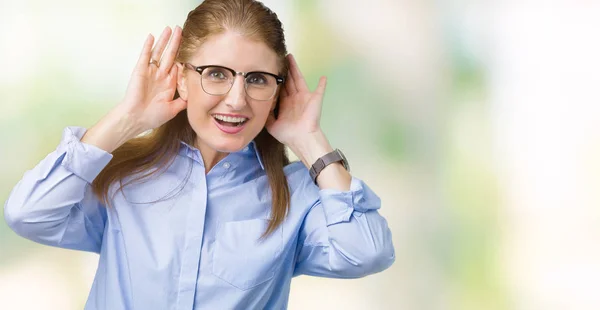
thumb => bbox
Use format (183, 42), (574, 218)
(169, 97), (187, 116)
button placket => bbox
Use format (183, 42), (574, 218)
(175, 167), (207, 310)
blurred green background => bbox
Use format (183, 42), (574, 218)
(2, 1), (600, 309)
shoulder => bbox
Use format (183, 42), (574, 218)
(283, 161), (310, 185)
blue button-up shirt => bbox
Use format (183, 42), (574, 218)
(4, 127), (395, 310)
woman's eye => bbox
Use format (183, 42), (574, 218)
(204, 68), (229, 80)
(209, 71), (227, 79)
(247, 75), (267, 85)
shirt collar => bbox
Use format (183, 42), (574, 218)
(178, 140), (265, 171)
(247, 140), (265, 170)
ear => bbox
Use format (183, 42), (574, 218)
(176, 62), (188, 101)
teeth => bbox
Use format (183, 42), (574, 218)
(213, 114), (248, 123)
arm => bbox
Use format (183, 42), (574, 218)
(265, 54), (395, 277)
(5, 26), (187, 253)
(291, 133), (395, 278)
(4, 127), (113, 253)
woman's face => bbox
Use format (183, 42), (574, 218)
(177, 31), (280, 154)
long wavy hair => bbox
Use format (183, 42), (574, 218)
(92, 0), (291, 236)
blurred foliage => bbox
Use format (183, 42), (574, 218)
(0, 0), (506, 309)
(293, 0), (407, 162)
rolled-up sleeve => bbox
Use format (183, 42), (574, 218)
(293, 175), (395, 278)
(3, 126), (113, 253)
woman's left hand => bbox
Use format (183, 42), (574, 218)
(265, 54), (327, 148)
(267, 54), (351, 190)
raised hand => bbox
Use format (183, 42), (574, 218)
(81, 26), (186, 153)
(266, 54), (327, 147)
(119, 26), (187, 132)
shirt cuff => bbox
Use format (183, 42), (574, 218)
(318, 177), (382, 226)
(56, 126), (114, 183)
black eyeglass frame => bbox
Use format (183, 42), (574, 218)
(184, 63), (285, 101)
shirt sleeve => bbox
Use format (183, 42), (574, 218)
(293, 172), (396, 278)
(3, 126), (113, 253)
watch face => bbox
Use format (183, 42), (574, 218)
(336, 149), (350, 172)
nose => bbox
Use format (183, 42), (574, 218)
(223, 75), (247, 110)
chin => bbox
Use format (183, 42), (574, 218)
(207, 136), (249, 153)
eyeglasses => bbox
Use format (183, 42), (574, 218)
(184, 63), (285, 101)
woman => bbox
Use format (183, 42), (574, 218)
(4, 0), (395, 309)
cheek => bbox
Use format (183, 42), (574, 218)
(248, 108), (270, 129)
(186, 99), (222, 133)
(187, 91), (220, 119)
(251, 100), (275, 122)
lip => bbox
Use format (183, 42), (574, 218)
(212, 117), (248, 134)
(212, 113), (250, 118)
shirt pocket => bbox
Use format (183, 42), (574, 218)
(212, 218), (283, 290)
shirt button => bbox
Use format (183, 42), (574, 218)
(243, 146), (249, 152)
(223, 162), (231, 169)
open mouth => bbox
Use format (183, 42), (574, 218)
(212, 114), (249, 127)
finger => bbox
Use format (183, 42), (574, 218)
(150, 26), (173, 64)
(157, 65), (179, 111)
(135, 34), (155, 70)
(167, 63), (179, 93)
(168, 97), (187, 116)
(314, 76), (327, 96)
(288, 54), (309, 93)
(284, 70), (297, 95)
(159, 26), (182, 72)
(168, 61), (178, 78)
(167, 63), (185, 110)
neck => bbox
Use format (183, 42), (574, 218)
(195, 141), (229, 174)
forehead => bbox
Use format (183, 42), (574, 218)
(190, 31), (280, 73)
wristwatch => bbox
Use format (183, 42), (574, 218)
(309, 149), (350, 184)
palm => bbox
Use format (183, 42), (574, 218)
(126, 67), (179, 128)
(266, 54), (327, 146)
(119, 26), (187, 132)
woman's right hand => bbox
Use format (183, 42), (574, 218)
(120, 26), (187, 132)
(81, 26), (187, 153)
